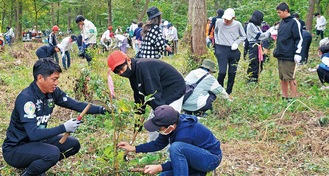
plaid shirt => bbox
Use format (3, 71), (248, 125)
(138, 25), (166, 59)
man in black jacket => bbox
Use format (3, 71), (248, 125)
(2, 58), (107, 175)
(35, 44), (62, 59)
(108, 51), (186, 140)
(273, 2), (303, 100)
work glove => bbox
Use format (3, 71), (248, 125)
(267, 26), (275, 33)
(294, 54), (302, 63)
(64, 118), (82, 133)
(231, 43), (238, 50)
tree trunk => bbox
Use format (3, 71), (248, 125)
(16, 0), (23, 41)
(137, 0), (150, 21)
(67, 7), (71, 33)
(51, 3), (55, 26)
(189, 0), (207, 57)
(108, 0), (112, 26)
(306, 0), (316, 31)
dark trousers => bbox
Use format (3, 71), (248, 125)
(247, 44), (263, 82)
(316, 30), (324, 39)
(317, 66), (329, 85)
(184, 93), (217, 115)
(52, 52), (59, 63)
(215, 44), (240, 94)
(3, 135), (80, 175)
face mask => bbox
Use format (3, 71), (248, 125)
(158, 125), (174, 135)
(120, 67), (132, 78)
(318, 50), (322, 58)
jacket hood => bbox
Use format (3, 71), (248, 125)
(249, 10), (264, 26)
(176, 114), (198, 129)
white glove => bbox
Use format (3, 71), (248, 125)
(231, 43), (238, 50)
(64, 118), (82, 133)
(267, 26), (275, 33)
(294, 54), (302, 63)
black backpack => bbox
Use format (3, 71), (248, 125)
(183, 73), (209, 103)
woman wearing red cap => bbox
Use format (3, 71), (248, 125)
(108, 51), (185, 140)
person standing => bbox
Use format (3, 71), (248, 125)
(208, 9), (224, 46)
(167, 23), (178, 55)
(214, 8), (246, 95)
(60, 35), (78, 69)
(183, 59), (229, 116)
(107, 51), (185, 140)
(118, 105), (222, 176)
(4, 26), (14, 46)
(273, 2), (303, 100)
(48, 25), (60, 63)
(2, 58), (107, 176)
(133, 22), (144, 55)
(246, 10), (273, 83)
(314, 12), (327, 40)
(137, 6), (172, 59)
(75, 15), (97, 64)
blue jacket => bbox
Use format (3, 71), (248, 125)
(273, 16), (303, 61)
(2, 81), (105, 152)
(35, 45), (56, 59)
(135, 114), (222, 171)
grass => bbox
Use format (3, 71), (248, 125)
(0, 40), (329, 175)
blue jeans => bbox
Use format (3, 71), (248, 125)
(5, 35), (11, 46)
(62, 51), (71, 69)
(160, 142), (221, 176)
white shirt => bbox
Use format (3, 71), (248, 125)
(82, 19), (97, 44)
(316, 16), (327, 31)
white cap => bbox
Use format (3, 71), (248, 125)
(163, 21), (169, 26)
(222, 8), (235, 20)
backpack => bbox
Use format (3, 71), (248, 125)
(183, 73), (209, 103)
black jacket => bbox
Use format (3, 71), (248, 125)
(128, 58), (186, 110)
(35, 45), (56, 59)
(273, 16), (303, 61)
(2, 81), (105, 151)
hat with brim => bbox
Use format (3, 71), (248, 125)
(200, 59), (216, 73)
(107, 50), (128, 71)
(222, 8), (235, 20)
(147, 6), (162, 20)
(144, 105), (179, 132)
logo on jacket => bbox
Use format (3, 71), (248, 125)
(48, 98), (54, 108)
(24, 101), (35, 118)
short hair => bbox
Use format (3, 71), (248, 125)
(292, 13), (299, 18)
(138, 22), (143, 28)
(319, 45), (329, 54)
(75, 15), (85, 24)
(217, 9), (224, 18)
(314, 12), (320, 16)
(276, 2), (290, 12)
(33, 58), (62, 81)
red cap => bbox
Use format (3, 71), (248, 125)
(52, 25), (60, 31)
(108, 26), (113, 30)
(107, 51), (128, 71)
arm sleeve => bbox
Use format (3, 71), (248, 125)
(17, 97), (66, 141)
(84, 22), (96, 40)
(53, 88), (105, 114)
(154, 27), (167, 52)
(293, 19), (303, 55)
(235, 23), (247, 45)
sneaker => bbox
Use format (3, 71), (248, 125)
(320, 86), (329, 90)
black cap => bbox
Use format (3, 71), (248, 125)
(144, 105), (179, 132)
(147, 6), (162, 20)
(70, 35), (78, 42)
